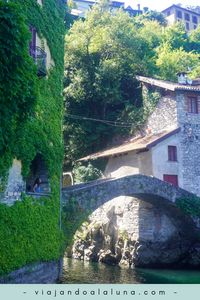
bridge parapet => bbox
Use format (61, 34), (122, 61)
(62, 174), (193, 212)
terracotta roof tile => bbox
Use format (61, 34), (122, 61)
(137, 76), (200, 92)
(78, 127), (180, 161)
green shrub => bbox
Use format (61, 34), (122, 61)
(73, 163), (103, 183)
(176, 196), (200, 218)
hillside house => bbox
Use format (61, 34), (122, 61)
(162, 4), (200, 31)
(79, 74), (200, 196)
(71, 0), (143, 19)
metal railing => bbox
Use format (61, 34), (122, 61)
(30, 46), (47, 77)
(26, 192), (51, 198)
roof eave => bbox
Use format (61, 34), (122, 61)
(147, 128), (181, 149)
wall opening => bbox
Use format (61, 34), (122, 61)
(26, 153), (50, 194)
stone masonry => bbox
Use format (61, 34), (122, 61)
(176, 92), (200, 195)
(0, 259), (63, 284)
(62, 174), (193, 212)
(0, 159), (25, 205)
(143, 86), (178, 134)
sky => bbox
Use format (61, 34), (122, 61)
(124, 0), (200, 11)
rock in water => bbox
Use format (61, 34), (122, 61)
(69, 196), (200, 268)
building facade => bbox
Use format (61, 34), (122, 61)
(79, 74), (200, 196)
(0, 0), (65, 279)
(162, 4), (200, 31)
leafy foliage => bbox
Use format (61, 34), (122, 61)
(62, 197), (90, 250)
(64, 3), (200, 170)
(0, 2), (37, 172)
(156, 44), (200, 81)
(0, 0), (65, 275)
(176, 196), (200, 218)
(0, 194), (64, 275)
(73, 163), (102, 183)
(64, 5), (159, 166)
(135, 10), (167, 26)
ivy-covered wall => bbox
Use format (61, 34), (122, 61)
(0, 0), (65, 275)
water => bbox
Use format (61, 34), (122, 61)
(60, 258), (200, 284)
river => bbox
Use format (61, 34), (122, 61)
(60, 258), (200, 284)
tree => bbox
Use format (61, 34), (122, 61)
(188, 26), (200, 53)
(64, 5), (156, 166)
(63, 2), (200, 169)
(162, 22), (189, 50)
(134, 10), (167, 26)
(156, 43), (200, 81)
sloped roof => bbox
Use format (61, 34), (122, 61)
(78, 127), (180, 161)
(137, 76), (200, 92)
(162, 4), (200, 17)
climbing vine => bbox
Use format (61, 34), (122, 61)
(0, 0), (65, 276)
(176, 196), (200, 218)
(62, 197), (90, 250)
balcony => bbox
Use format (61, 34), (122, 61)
(30, 46), (47, 77)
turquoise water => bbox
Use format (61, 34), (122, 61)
(60, 258), (200, 284)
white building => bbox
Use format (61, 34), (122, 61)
(79, 74), (200, 195)
(162, 4), (200, 31)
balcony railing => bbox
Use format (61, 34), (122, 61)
(30, 46), (47, 77)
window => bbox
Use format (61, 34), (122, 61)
(188, 97), (198, 114)
(29, 26), (36, 57)
(186, 22), (190, 30)
(176, 10), (182, 18)
(167, 10), (171, 16)
(163, 175), (178, 187)
(168, 146), (177, 162)
(192, 15), (198, 24)
(185, 13), (190, 21)
(194, 24), (197, 29)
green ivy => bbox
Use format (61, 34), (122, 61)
(0, 0), (65, 276)
(176, 196), (200, 218)
(0, 194), (64, 276)
(62, 197), (90, 249)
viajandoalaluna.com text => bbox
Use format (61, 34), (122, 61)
(33, 288), (166, 297)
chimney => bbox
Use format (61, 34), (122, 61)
(177, 72), (187, 84)
(137, 4), (141, 11)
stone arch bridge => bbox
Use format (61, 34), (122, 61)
(62, 174), (193, 212)
(62, 174), (200, 268)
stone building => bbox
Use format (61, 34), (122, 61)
(79, 74), (200, 196)
(71, 0), (142, 19)
(0, 0), (65, 282)
(162, 4), (200, 31)
(0, 1), (57, 205)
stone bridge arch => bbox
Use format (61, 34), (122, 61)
(62, 174), (193, 212)
(62, 175), (200, 268)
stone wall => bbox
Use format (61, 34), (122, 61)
(143, 85), (178, 134)
(0, 259), (62, 284)
(70, 196), (200, 268)
(176, 92), (200, 195)
(0, 159), (25, 205)
(62, 174), (193, 212)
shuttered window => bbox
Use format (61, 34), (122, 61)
(188, 97), (198, 114)
(168, 146), (177, 161)
(163, 175), (178, 187)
